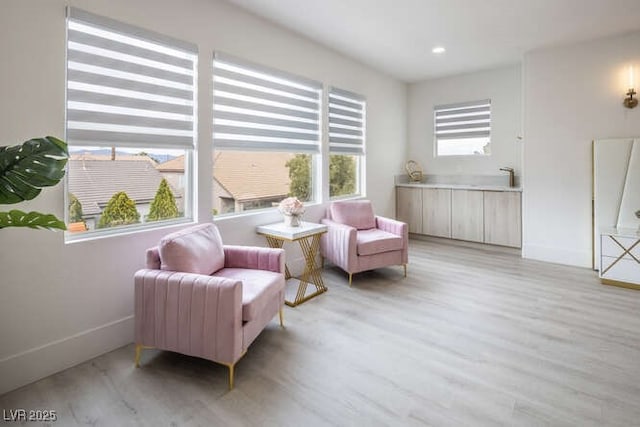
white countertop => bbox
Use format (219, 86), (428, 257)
(396, 182), (522, 192)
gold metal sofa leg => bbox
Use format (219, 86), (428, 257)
(348, 273), (353, 286)
(279, 307), (285, 327)
(134, 344), (143, 368)
(403, 264), (407, 278)
(226, 362), (235, 390)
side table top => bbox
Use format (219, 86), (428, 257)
(256, 221), (328, 241)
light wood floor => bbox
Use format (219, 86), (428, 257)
(2, 238), (640, 426)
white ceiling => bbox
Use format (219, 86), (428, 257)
(224, 0), (640, 82)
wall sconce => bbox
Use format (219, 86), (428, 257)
(624, 65), (637, 109)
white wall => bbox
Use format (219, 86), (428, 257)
(522, 31), (640, 267)
(0, 0), (407, 394)
(408, 65), (522, 177)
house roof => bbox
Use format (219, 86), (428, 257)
(68, 159), (178, 216)
(156, 156), (186, 173)
(157, 152), (294, 202)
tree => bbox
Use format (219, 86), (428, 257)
(147, 178), (179, 221)
(68, 193), (84, 223)
(285, 154), (357, 199)
(98, 191), (140, 228)
(286, 154), (311, 200)
(329, 155), (356, 197)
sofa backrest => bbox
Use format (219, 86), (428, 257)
(329, 200), (376, 230)
(155, 223), (225, 275)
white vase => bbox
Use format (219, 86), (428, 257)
(283, 213), (301, 227)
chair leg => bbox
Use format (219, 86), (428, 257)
(134, 344), (143, 368)
(227, 362), (235, 390)
(403, 264), (407, 278)
(321, 256), (325, 268)
(279, 307), (285, 327)
(348, 273), (353, 286)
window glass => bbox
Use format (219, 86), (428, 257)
(213, 53), (321, 215)
(329, 154), (359, 198)
(212, 150), (312, 215)
(65, 8), (196, 237)
(434, 99), (491, 156)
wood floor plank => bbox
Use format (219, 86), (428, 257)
(1, 237), (639, 426)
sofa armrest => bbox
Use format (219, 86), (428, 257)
(134, 269), (243, 365)
(223, 245), (285, 274)
(376, 216), (408, 239)
(320, 218), (358, 272)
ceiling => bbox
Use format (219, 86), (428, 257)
(224, 0), (640, 82)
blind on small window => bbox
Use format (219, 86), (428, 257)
(213, 53), (322, 153)
(66, 7), (197, 149)
(434, 99), (491, 142)
(328, 87), (365, 155)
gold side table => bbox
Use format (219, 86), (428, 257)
(256, 221), (328, 306)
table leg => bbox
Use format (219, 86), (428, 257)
(291, 234), (326, 306)
(265, 235), (292, 279)
(263, 233), (327, 307)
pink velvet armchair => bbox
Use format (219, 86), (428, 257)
(134, 223), (285, 389)
(320, 200), (408, 285)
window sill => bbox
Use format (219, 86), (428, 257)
(64, 217), (195, 244)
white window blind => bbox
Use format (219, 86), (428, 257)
(213, 53), (322, 153)
(66, 7), (197, 149)
(328, 87), (365, 155)
(434, 99), (491, 156)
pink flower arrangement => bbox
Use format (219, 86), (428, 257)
(278, 197), (305, 216)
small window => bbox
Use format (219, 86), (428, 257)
(212, 53), (322, 215)
(328, 87), (365, 198)
(434, 99), (491, 156)
(65, 8), (197, 237)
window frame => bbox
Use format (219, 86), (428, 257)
(64, 7), (197, 241)
(212, 53), (323, 217)
(434, 99), (491, 157)
(328, 86), (366, 200)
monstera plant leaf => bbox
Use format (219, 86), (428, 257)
(0, 136), (68, 204)
(0, 136), (68, 230)
(0, 210), (66, 230)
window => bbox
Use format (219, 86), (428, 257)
(212, 53), (322, 215)
(65, 8), (196, 236)
(434, 99), (491, 156)
(328, 87), (365, 198)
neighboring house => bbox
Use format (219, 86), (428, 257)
(157, 151), (294, 215)
(68, 159), (181, 230)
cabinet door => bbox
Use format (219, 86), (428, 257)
(451, 190), (484, 242)
(422, 188), (451, 238)
(483, 191), (521, 247)
(396, 187), (422, 233)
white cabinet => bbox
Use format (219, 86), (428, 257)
(395, 185), (522, 248)
(483, 191), (521, 248)
(422, 188), (451, 238)
(451, 189), (484, 242)
(600, 230), (640, 289)
(396, 187), (422, 233)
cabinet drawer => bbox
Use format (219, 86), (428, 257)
(600, 255), (640, 284)
(600, 234), (640, 258)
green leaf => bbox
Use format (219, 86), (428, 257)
(0, 136), (68, 205)
(0, 209), (67, 230)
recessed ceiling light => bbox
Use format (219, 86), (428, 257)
(432, 46), (446, 54)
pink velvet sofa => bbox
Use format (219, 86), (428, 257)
(134, 223), (285, 389)
(320, 200), (408, 285)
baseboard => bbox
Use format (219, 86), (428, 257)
(521, 243), (591, 268)
(0, 316), (134, 395)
